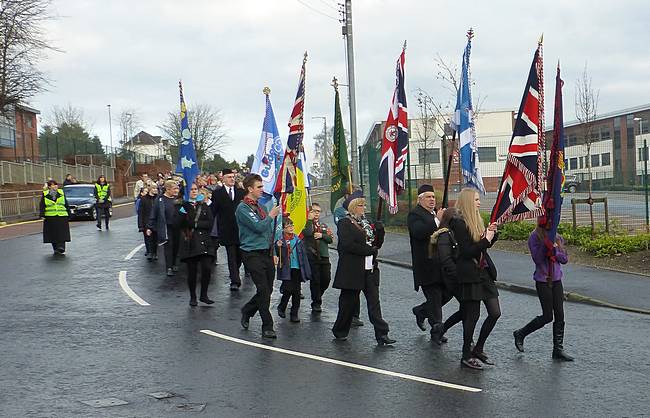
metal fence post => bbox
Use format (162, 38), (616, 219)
(571, 198), (577, 231)
(644, 138), (649, 233)
(603, 197), (609, 234)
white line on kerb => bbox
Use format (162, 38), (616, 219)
(199, 329), (481, 392)
(118, 270), (150, 306)
(124, 243), (145, 261)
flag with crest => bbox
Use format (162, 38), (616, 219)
(377, 43), (408, 214)
(175, 81), (200, 200)
(490, 41), (545, 225)
(252, 87), (284, 205)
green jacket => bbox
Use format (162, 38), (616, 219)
(301, 219), (333, 261)
(235, 200), (275, 252)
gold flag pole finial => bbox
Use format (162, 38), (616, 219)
(263, 87), (271, 96)
(332, 77), (339, 91)
(539, 33), (544, 45)
(303, 51), (308, 63)
(403, 40), (407, 50)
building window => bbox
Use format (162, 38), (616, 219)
(579, 157), (584, 169)
(640, 148), (649, 162)
(591, 154), (600, 168)
(601, 153), (611, 166)
(600, 127), (611, 140)
(418, 147), (440, 164)
(477, 146), (497, 162)
(26, 116), (33, 129)
(569, 158), (578, 170)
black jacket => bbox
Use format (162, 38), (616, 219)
(430, 227), (459, 294)
(449, 217), (497, 285)
(211, 185), (245, 245)
(407, 205), (442, 291)
(137, 195), (155, 232)
(333, 216), (385, 290)
(179, 201), (217, 260)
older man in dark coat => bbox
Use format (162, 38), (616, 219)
(407, 184), (447, 343)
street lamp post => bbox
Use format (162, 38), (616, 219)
(107, 104), (114, 167)
(634, 117), (649, 233)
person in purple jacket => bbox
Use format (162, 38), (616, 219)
(513, 220), (574, 361)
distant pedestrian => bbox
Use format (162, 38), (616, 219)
(513, 221), (573, 361)
(331, 192), (395, 346)
(39, 179), (71, 255)
(94, 175), (112, 230)
(147, 180), (182, 276)
(134, 173), (149, 200)
(276, 217), (311, 323)
(179, 184), (217, 306)
(302, 203), (333, 313)
(63, 174), (74, 186)
(236, 174), (281, 339)
(138, 187), (158, 261)
(211, 168), (245, 291)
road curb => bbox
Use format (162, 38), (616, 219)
(375, 256), (650, 316)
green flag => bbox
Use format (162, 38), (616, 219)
(331, 83), (351, 211)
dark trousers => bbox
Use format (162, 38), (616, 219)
(143, 231), (158, 256)
(309, 259), (331, 306)
(164, 224), (180, 269)
(413, 283), (448, 330)
(332, 270), (389, 339)
(186, 255), (212, 300)
(225, 244), (243, 286)
(241, 250), (275, 331)
(95, 205), (110, 227)
(279, 269), (302, 315)
(518, 281), (565, 337)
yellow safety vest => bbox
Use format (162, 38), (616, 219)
(43, 190), (68, 217)
(95, 183), (111, 202)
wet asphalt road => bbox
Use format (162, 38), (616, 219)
(0, 215), (648, 417)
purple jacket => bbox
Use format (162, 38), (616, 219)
(528, 232), (568, 282)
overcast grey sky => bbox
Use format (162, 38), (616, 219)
(31, 0), (650, 163)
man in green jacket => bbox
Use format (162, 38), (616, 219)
(302, 203), (333, 313)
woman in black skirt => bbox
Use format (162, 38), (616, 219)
(451, 188), (500, 370)
(39, 179), (71, 255)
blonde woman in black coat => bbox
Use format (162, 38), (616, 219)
(331, 192), (395, 346)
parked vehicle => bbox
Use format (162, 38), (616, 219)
(564, 174), (581, 193)
(63, 184), (112, 220)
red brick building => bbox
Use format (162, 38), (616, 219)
(0, 104), (40, 162)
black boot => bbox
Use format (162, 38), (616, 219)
(552, 321), (574, 361)
(430, 323), (444, 345)
(514, 317), (546, 352)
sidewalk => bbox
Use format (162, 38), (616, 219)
(376, 230), (650, 314)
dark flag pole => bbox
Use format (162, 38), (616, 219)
(442, 130), (457, 208)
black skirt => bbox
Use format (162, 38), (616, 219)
(458, 270), (499, 301)
(42, 217), (71, 243)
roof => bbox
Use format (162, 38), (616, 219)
(16, 103), (41, 114)
(547, 103), (650, 131)
(130, 131), (164, 145)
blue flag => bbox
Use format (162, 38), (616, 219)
(175, 81), (200, 200)
(252, 89), (284, 206)
(451, 30), (485, 194)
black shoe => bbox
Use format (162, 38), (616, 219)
(189, 298), (198, 307)
(262, 329), (277, 339)
(146, 253), (153, 261)
(240, 313), (250, 330)
(153, 254), (158, 261)
(105, 225), (109, 230)
(290, 314), (300, 323)
(172, 265), (179, 272)
(334, 335), (348, 341)
(96, 224), (101, 230)
(552, 321), (573, 361)
(277, 307), (286, 319)
(552, 349), (574, 361)
(461, 358), (483, 370)
(199, 296), (214, 305)
(514, 330), (525, 352)
(412, 307), (427, 331)
(351, 317), (364, 327)
(472, 349), (495, 365)
(299, 292), (305, 300)
(311, 303), (322, 313)
(166, 268), (174, 276)
(230, 283), (240, 291)
(376, 335), (396, 346)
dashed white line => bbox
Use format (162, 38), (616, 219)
(118, 270), (150, 306)
(124, 243), (145, 260)
(199, 329), (481, 392)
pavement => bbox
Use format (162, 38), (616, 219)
(376, 230), (650, 315)
(0, 213), (649, 417)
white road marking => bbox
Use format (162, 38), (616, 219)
(124, 243), (145, 260)
(199, 329), (481, 392)
(118, 270), (150, 306)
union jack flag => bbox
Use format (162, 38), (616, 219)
(490, 42), (545, 225)
(377, 44), (408, 214)
(274, 52), (307, 197)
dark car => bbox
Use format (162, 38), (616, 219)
(63, 184), (112, 220)
(564, 174), (581, 193)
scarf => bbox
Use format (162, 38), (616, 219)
(243, 196), (266, 220)
(350, 214), (374, 246)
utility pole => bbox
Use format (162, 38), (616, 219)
(343, 0), (359, 185)
(107, 104), (114, 167)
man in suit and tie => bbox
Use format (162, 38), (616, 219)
(211, 168), (245, 291)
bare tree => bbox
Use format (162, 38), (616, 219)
(313, 127), (340, 181)
(575, 62), (600, 236)
(50, 104), (88, 130)
(158, 103), (228, 167)
(0, 0), (57, 113)
(116, 109), (141, 148)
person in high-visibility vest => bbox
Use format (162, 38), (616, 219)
(94, 175), (112, 230)
(39, 179), (71, 255)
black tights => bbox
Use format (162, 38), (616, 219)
(459, 297), (501, 359)
(536, 281), (564, 324)
(186, 255), (213, 300)
(475, 297), (501, 352)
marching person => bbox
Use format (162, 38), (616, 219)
(451, 188), (500, 370)
(407, 184), (448, 343)
(331, 192), (395, 346)
(513, 220), (573, 361)
(94, 175), (112, 230)
(134, 173), (149, 200)
(302, 203), (333, 313)
(179, 184), (217, 306)
(138, 187), (158, 261)
(39, 179), (71, 255)
(276, 217), (311, 322)
(147, 180), (181, 276)
(236, 174), (281, 339)
(211, 168), (245, 291)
